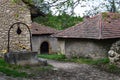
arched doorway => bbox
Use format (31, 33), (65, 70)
(40, 41), (49, 54)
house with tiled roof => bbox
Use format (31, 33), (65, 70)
(53, 12), (120, 59)
(31, 22), (59, 54)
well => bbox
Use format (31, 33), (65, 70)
(4, 22), (40, 65)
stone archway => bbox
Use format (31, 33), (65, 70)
(8, 22), (32, 52)
(40, 41), (49, 54)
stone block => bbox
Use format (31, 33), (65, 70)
(4, 51), (43, 66)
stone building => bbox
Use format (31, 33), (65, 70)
(31, 22), (59, 54)
(54, 13), (120, 59)
(0, 0), (32, 53)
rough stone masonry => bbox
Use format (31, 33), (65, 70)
(108, 40), (120, 66)
(0, 0), (32, 55)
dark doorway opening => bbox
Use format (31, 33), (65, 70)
(40, 41), (49, 54)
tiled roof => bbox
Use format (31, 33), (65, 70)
(31, 22), (58, 35)
(53, 12), (120, 39)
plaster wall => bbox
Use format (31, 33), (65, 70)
(32, 35), (59, 54)
(59, 38), (118, 59)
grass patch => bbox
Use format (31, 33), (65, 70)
(0, 58), (54, 78)
(38, 54), (120, 74)
(104, 64), (120, 73)
(38, 54), (109, 65)
(38, 54), (66, 61)
(0, 67), (27, 77)
(0, 58), (28, 77)
(69, 58), (120, 74)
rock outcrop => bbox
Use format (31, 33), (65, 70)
(108, 40), (120, 65)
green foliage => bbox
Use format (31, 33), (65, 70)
(0, 58), (28, 77)
(0, 67), (27, 77)
(38, 54), (120, 74)
(69, 58), (109, 65)
(11, 0), (33, 5)
(38, 54), (109, 65)
(107, 64), (120, 73)
(74, 58), (120, 74)
(70, 58), (93, 64)
(33, 13), (83, 30)
(102, 12), (120, 20)
(96, 63), (120, 74)
(0, 58), (53, 77)
(38, 54), (66, 61)
(91, 58), (110, 65)
(11, 0), (21, 3)
(102, 12), (109, 18)
(14, 13), (19, 19)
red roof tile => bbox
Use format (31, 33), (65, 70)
(53, 12), (120, 39)
(31, 22), (58, 35)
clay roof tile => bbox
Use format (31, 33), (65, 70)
(54, 12), (120, 39)
(31, 22), (58, 35)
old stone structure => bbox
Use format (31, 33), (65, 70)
(108, 40), (120, 65)
(54, 12), (120, 59)
(0, 0), (32, 54)
(58, 38), (118, 59)
(31, 22), (59, 54)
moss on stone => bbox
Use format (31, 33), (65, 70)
(102, 12), (120, 20)
(102, 12), (109, 19)
(11, 0), (21, 3)
(112, 13), (120, 19)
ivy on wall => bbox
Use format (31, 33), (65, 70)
(11, 0), (21, 3)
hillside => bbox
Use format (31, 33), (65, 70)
(33, 13), (83, 30)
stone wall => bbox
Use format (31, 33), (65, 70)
(9, 23), (31, 52)
(58, 38), (118, 59)
(32, 35), (59, 54)
(0, 0), (32, 53)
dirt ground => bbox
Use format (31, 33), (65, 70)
(1, 59), (120, 80)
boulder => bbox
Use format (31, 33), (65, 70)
(108, 40), (120, 66)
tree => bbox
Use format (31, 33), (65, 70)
(108, 0), (117, 12)
(33, 12), (83, 30)
(20, 0), (88, 16)
(84, 0), (120, 16)
(12, 0), (120, 17)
